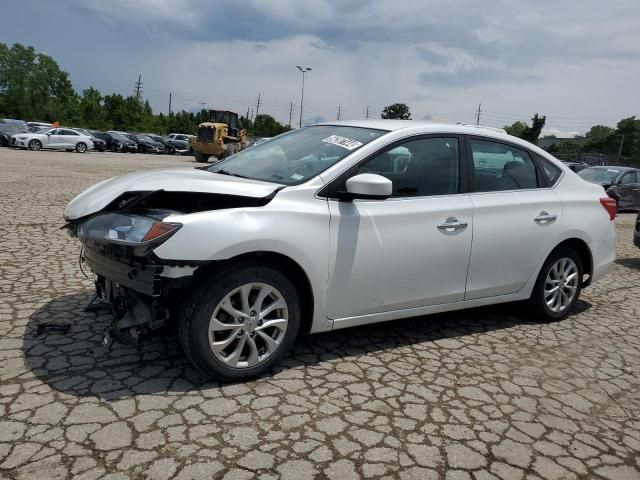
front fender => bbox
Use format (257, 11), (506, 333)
(153, 198), (332, 332)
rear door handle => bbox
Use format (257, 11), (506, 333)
(437, 217), (468, 232)
(534, 211), (557, 225)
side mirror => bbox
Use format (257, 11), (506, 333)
(342, 173), (392, 200)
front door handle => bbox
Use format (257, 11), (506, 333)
(534, 211), (557, 225)
(437, 217), (468, 232)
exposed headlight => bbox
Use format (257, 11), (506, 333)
(78, 213), (181, 248)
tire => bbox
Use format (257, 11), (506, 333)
(528, 247), (583, 321)
(75, 142), (87, 153)
(178, 263), (301, 381)
(28, 139), (42, 151)
(66, 149), (73, 152)
(194, 151), (210, 163)
(138, 145), (144, 154)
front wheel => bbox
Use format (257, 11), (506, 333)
(75, 142), (87, 153)
(178, 264), (301, 380)
(28, 139), (42, 151)
(529, 247), (583, 321)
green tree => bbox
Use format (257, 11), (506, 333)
(504, 121), (528, 138)
(381, 103), (411, 120)
(252, 114), (290, 137)
(614, 116), (640, 157)
(504, 114), (546, 144)
(78, 87), (106, 129)
(0, 42), (78, 123)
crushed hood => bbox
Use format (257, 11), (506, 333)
(64, 168), (282, 220)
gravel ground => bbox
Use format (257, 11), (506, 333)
(1, 147), (639, 480)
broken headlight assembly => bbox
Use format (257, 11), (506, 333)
(77, 213), (181, 252)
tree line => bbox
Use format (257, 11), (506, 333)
(0, 42), (290, 137)
(2, 42), (638, 154)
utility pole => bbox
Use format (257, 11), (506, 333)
(365, 106), (370, 119)
(255, 93), (261, 118)
(288, 101), (294, 128)
(246, 106), (250, 120)
(198, 101), (207, 110)
(337, 104), (341, 121)
(617, 134), (625, 160)
(296, 66), (312, 128)
(250, 107), (254, 122)
(168, 92), (172, 114)
(475, 103), (482, 125)
(134, 74), (143, 100)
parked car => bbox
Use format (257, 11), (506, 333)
(73, 128), (107, 152)
(64, 121), (616, 380)
(0, 123), (28, 146)
(578, 166), (640, 212)
(12, 128), (94, 152)
(164, 133), (191, 154)
(27, 121), (52, 131)
(634, 212), (640, 249)
(99, 132), (138, 152)
(125, 134), (165, 154)
(561, 160), (589, 173)
(144, 134), (170, 153)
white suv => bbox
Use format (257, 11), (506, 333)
(64, 121), (616, 380)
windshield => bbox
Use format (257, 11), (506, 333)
(110, 133), (129, 142)
(207, 126), (387, 185)
(138, 135), (154, 142)
(578, 167), (622, 184)
(175, 135), (188, 141)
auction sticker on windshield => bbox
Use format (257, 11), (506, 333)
(322, 135), (363, 151)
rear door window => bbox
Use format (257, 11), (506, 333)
(470, 140), (540, 192)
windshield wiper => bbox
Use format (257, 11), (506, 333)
(214, 169), (251, 179)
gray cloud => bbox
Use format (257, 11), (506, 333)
(1, 0), (639, 135)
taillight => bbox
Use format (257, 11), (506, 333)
(599, 197), (617, 221)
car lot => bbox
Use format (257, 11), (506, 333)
(1, 148), (639, 479)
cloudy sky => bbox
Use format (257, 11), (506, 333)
(1, 0), (639, 135)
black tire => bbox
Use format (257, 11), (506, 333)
(28, 139), (42, 151)
(76, 142), (87, 153)
(66, 149), (73, 152)
(178, 263), (301, 381)
(194, 151), (210, 163)
(529, 247), (583, 321)
(138, 145), (144, 154)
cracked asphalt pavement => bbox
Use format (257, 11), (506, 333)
(1, 147), (640, 480)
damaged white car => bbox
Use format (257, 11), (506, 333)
(64, 121), (615, 380)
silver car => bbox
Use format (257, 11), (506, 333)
(12, 128), (94, 152)
(64, 121), (616, 380)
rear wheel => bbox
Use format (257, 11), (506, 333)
(529, 247), (583, 321)
(75, 142), (87, 153)
(178, 264), (300, 380)
(28, 139), (42, 151)
(194, 151), (210, 163)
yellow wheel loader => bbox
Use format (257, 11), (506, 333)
(191, 110), (248, 163)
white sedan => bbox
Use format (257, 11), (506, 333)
(64, 121), (616, 380)
(12, 128), (94, 152)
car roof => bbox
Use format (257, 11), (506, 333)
(585, 165), (636, 171)
(314, 120), (555, 157)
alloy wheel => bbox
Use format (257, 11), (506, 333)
(544, 258), (579, 313)
(208, 283), (289, 369)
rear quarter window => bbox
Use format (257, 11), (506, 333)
(536, 155), (562, 186)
